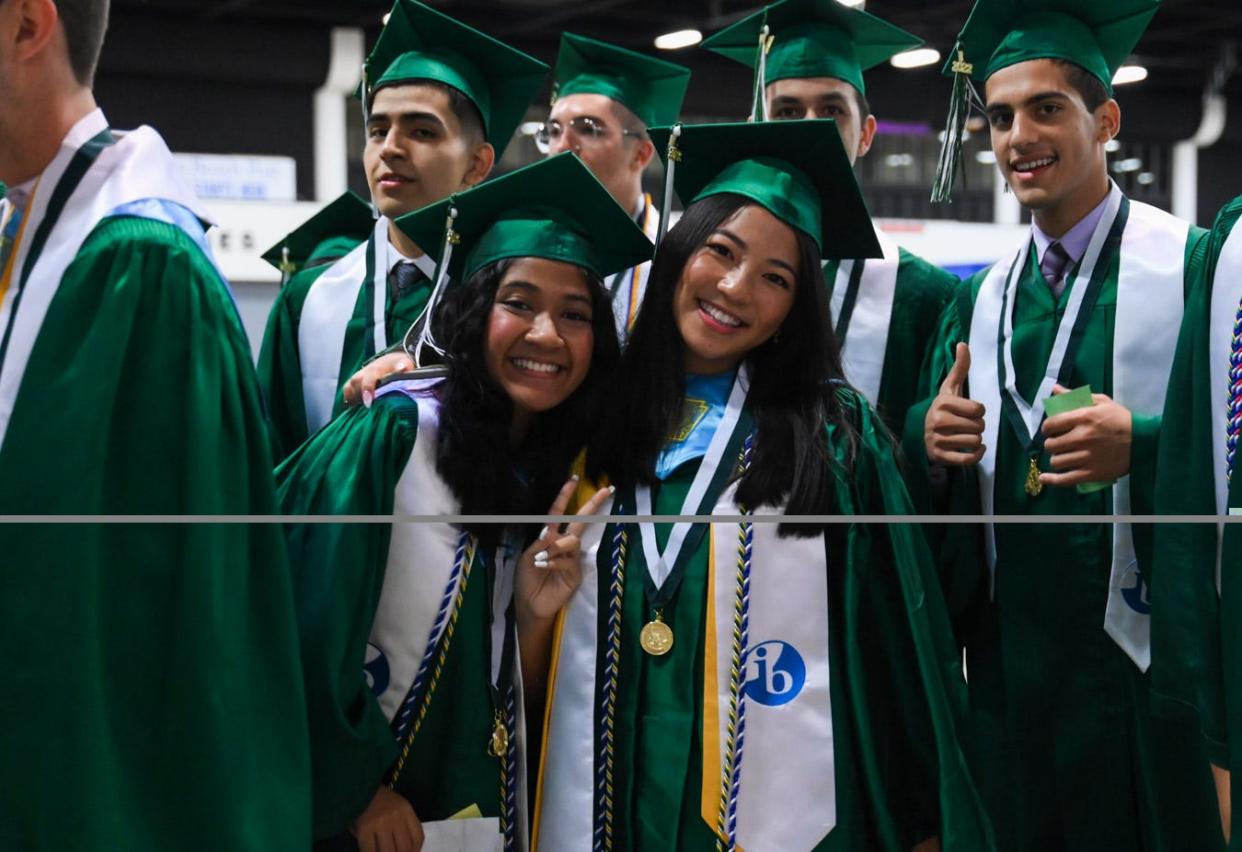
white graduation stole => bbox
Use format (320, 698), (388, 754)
(1208, 209), (1242, 588)
(967, 183), (1187, 671)
(535, 481), (836, 851)
(0, 109), (209, 451)
(828, 227), (901, 407)
(369, 377), (530, 851)
(298, 219), (435, 433)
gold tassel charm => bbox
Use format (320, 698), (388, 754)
(487, 710), (509, 758)
(1024, 457), (1043, 497)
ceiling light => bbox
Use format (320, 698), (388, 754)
(382, 12), (391, 24)
(1137, 172), (1156, 185)
(890, 48), (941, 69)
(836, 0), (865, 7)
(1112, 157), (1143, 173)
(885, 153), (914, 167)
(1112, 65), (1148, 85)
(654, 29), (702, 50)
(976, 150), (997, 164)
(1105, 139), (1121, 153)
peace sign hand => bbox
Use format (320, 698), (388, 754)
(515, 477), (614, 626)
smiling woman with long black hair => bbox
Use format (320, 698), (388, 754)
(532, 122), (995, 852)
(276, 154), (650, 852)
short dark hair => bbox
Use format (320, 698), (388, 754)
(56, 0), (110, 87)
(852, 86), (871, 121)
(411, 80), (486, 148)
(1051, 59), (1110, 112)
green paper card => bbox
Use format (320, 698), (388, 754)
(1043, 384), (1113, 494)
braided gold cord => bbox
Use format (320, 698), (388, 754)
(388, 534), (478, 786)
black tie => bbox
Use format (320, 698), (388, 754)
(389, 261), (425, 302)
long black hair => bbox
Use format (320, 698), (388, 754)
(587, 193), (858, 536)
(428, 258), (620, 543)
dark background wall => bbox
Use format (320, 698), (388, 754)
(97, 0), (1242, 225)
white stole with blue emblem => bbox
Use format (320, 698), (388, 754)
(967, 183), (1187, 671)
(368, 377), (528, 850)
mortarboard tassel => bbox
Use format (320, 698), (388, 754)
(931, 47), (979, 204)
(656, 124), (682, 248)
(751, 23), (774, 123)
(410, 205), (460, 367)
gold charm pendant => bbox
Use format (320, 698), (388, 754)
(640, 613), (674, 656)
(1024, 457), (1043, 497)
(487, 711), (508, 758)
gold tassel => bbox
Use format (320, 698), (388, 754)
(931, 47), (978, 204)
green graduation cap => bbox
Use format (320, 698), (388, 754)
(260, 191), (375, 277)
(945, 0), (1159, 89)
(396, 152), (654, 284)
(648, 120), (881, 259)
(552, 33), (691, 129)
(702, 0), (922, 97)
(931, 0), (1158, 202)
(360, 0), (548, 156)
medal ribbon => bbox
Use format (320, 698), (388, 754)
(634, 366), (750, 609)
(995, 191), (1129, 457)
(830, 258), (866, 346)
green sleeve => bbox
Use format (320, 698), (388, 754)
(275, 394), (422, 839)
(1149, 205), (1242, 760)
(899, 278), (990, 630)
(0, 215), (310, 850)
(828, 390), (996, 851)
(257, 266), (326, 463)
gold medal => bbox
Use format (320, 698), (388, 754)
(1024, 457), (1043, 496)
(487, 712), (509, 757)
(640, 614), (674, 656)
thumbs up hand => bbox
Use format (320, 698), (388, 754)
(924, 342), (987, 466)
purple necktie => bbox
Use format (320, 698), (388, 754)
(1040, 241), (1072, 297)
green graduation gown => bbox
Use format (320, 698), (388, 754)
(257, 218), (432, 461)
(536, 388), (994, 851)
(902, 200), (1220, 851)
(824, 234), (959, 437)
(275, 380), (520, 847)
(0, 112), (309, 850)
(1150, 195), (1242, 841)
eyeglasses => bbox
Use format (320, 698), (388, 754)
(534, 115), (644, 153)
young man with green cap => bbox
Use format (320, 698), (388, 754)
(277, 152), (651, 852)
(0, 0), (310, 847)
(703, 0), (959, 435)
(1149, 193), (1242, 843)
(259, 190), (375, 457)
(541, 33), (688, 339)
(257, 0), (546, 459)
(906, 0), (1222, 848)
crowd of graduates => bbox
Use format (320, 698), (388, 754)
(2, 0), (1241, 849)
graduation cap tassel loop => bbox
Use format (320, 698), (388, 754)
(412, 206), (460, 368)
(656, 124), (682, 248)
(931, 48), (976, 204)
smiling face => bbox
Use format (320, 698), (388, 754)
(765, 76), (876, 165)
(673, 203), (801, 375)
(485, 257), (597, 419)
(364, 83), (492, 221)
(985, 59), (1118, 234)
